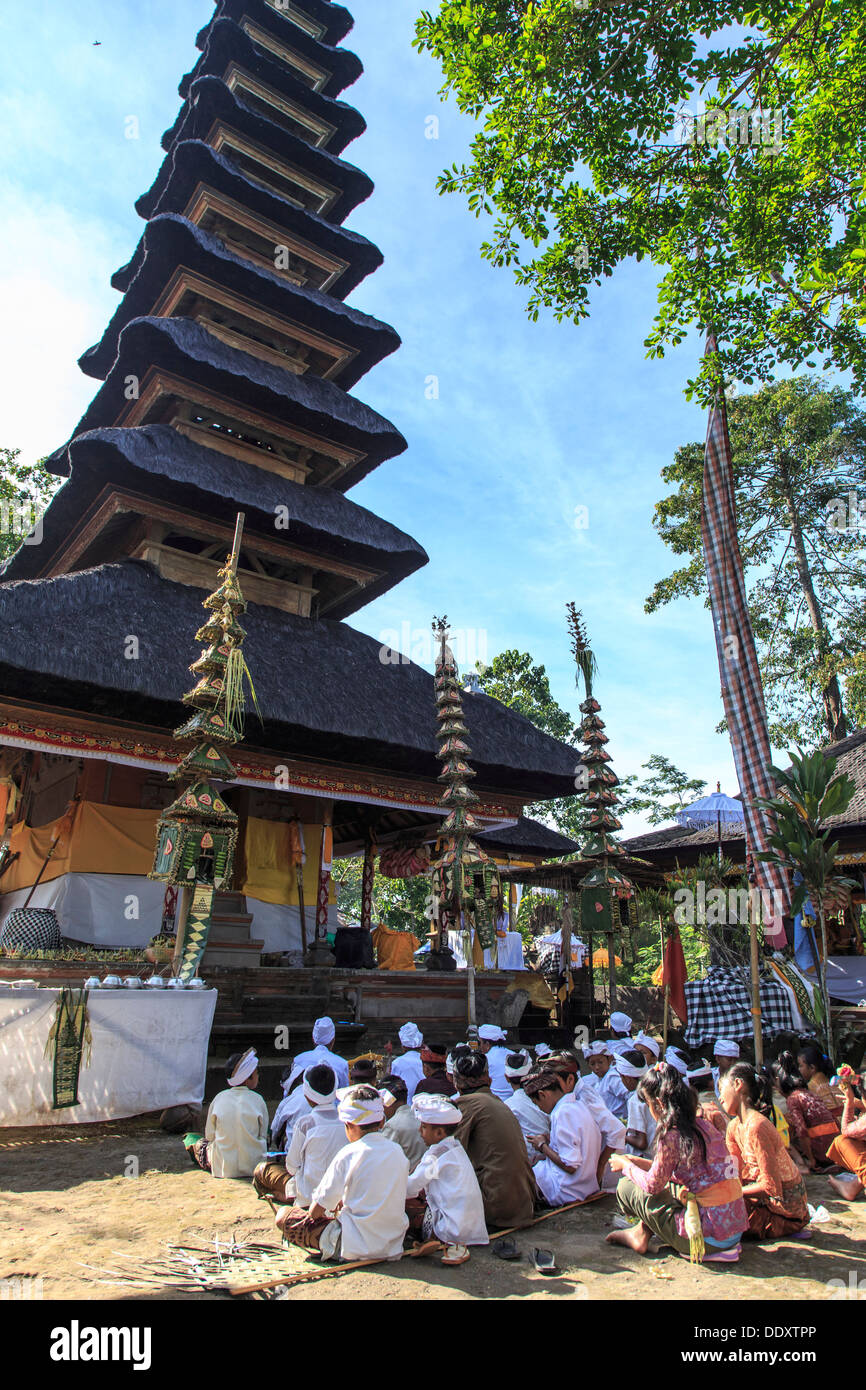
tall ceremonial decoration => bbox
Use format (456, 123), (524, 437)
(150, 513), (255, 982)
(568, 604), (634, 1007)
(429, 617), (504, 975)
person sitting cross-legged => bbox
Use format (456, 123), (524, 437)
(405, 1094), (490, 1266)
(253, 1065), (344, 1207)
(452, 1050), (537, 1229)
(616, 1051), (656, 1157)
(184, 1048), (268, 1179)
(721, 1063), (809, 1241)
(277, 1085), (409, 1264)
(607, 1062), (748, 1263)
(525, 1069), (603, 1206)
(503, 1050), (550, 1162)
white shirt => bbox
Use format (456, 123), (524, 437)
(407, 1135), (489, 1247)
(484, 1045), (513, 1103)
(625, 1091), (657, 1158)
(382, 1103), (427, 1169)
(574, 1078), (627, 1150)
(607, 1036), (635, 1056)
(597, 1067), (630, 1122)
(534, 1094), (602, 1206)
(505, 1086), (551, 1159)
(204, 1087), (268, 1179)
(285, 1105), (348, 1207)
(271, 1086), (311, 1147)
(312, 1132), (409, 1262)
(391, 1049), (425, 1101)
(287, 1044), (349, 1091)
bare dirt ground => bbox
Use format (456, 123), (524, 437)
(2, 1117), (865, 1302)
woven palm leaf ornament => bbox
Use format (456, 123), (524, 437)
(567, 605), (634, 963)
(428, 617), (504, 960)
(150, 514), (257, 981)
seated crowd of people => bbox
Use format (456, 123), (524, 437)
(181, 1011), (866, 1269)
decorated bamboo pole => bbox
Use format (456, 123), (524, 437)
(749, 895), (764, 1067)
(150, 513), (253, 982)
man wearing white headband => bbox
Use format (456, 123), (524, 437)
(634, 1031), (661, 1065)
(406, 1095), (488, 1264)
(184, 1047), (268, 1180)
(392, 1022), (425, 1101)
(712, 1039), (740, 1093)
(380, 1073), (427, 1168)
(477, 1023), (512, 1103)
(545, 1052), (627, 1176)
(607, 1011), (635, 1056)
(615, 1051), (656, 1158)
(664, 1046), (689, 1075)
(278, 1084), (410, 1263)
(254, 1064), (345, 1207)
(503, 1050), (551, 1161)
(286, 1017), (349, 1093)
(535, 1042), (553, 1060)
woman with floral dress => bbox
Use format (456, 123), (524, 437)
(721, 1063), (809, 1239)
(606, 1062), (747, 1263)
(773, 1051), (839, 1169)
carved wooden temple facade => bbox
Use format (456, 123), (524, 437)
(0, 0), (575, 1018)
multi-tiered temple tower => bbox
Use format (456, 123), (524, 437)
(0, 0), (577, 972)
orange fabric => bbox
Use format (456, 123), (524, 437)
(807, 1121), (839, 1139)
(695, 1177), (743, 1208)
(3, 802), (159, 888)
(827, 1135), (866, 1185)
(372, 923), (420, 971)
(726, 1110), (806, 1212)
(240, 818), (332, 907)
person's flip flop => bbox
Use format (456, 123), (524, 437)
(532, 1247), (558, 1275)
(679, 1245), (741, 1263)
(492, 1237), (521, 1261)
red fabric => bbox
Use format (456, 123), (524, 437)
(662, 927), (688, 1023)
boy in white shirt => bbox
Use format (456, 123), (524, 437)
(278, 1085), (409, 1263)
(525, 1070), (603, 1206)
(184, 1048), (268, 1179)
(253, 1065), (344, 1206)
(503, 1050), (550, 1162)
(406, 1094), (489, 1266)
(615, 1051), (656, 1157)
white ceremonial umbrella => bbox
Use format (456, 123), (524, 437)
(675, 782), (745, 863)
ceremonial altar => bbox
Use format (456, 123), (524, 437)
(0, 987), (217, 1126)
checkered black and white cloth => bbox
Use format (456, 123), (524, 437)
(0, 908), (62, 952)
(702, 342), (790, 946)
(683, 965), (797, 1047)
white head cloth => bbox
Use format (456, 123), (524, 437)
(504, 1051), (532, 1079)
(687, 1062), (714, 1083)
(478, 1024), (507, 1042)
(303, 1069), (337, 1106)
(585, 1041), (612, 1058)
(313, 1016), (336, 1046)
(336, 1087), (385, 1126)
(534, 1043), (552, 1058)
(412, 1094), (461, 1126)
(228, 1048), (258, 1087)
(399, 1021), (423, 1049)
(615, 1055), (648, 1080)
(714, 1038), (740, 1058)
(379, 1089), (398, 1107)
(610, 1011), (632, 1034)
(664, 1046), (689, 1075)
(634, 1030), (660, 1058)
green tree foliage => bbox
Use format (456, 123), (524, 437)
(0, 448), (57, 562)
(332, 857), (430, 933)
(626, 754), (707, 826)
(414, 0), (866, 403)
(646, 378), (866, 746)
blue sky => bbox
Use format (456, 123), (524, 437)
(0, 0), (750, 833)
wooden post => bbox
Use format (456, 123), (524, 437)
(466, 916), (477, 1031)
(749, 894), (764, 1067)
(360, 833), (375, 935)
(229, 512), (245, 572)
(315, 801), (334, 943)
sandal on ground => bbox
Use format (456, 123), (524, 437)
(532, 1247), (558, 1274)
(441, 1244), (471, 1266)
(408, 1239), (445, 1258)
(492, 1237), (521, 1260)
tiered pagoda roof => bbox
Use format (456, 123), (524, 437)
(0, 0), (578, 819)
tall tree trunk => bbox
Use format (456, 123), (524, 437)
(779, 468), (848, 743)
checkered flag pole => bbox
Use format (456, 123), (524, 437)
(701, 335), (790, 945)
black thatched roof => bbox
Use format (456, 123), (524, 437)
(476, 817), (581, 859)
(1, 426), (427, 618)
(142, 81), (371, 227)
(209, 0), (355, 48)
(119, 141), (381, 300)
(80, 214), (399, 389)
(170, 20), (365, 157)
(0, 561), (578, 798)
(198, 0), (363, 97)
(51, 316), (406, 488)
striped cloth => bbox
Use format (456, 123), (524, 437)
(701, 338), (789, 947)
(683, 967), (796, 1047)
